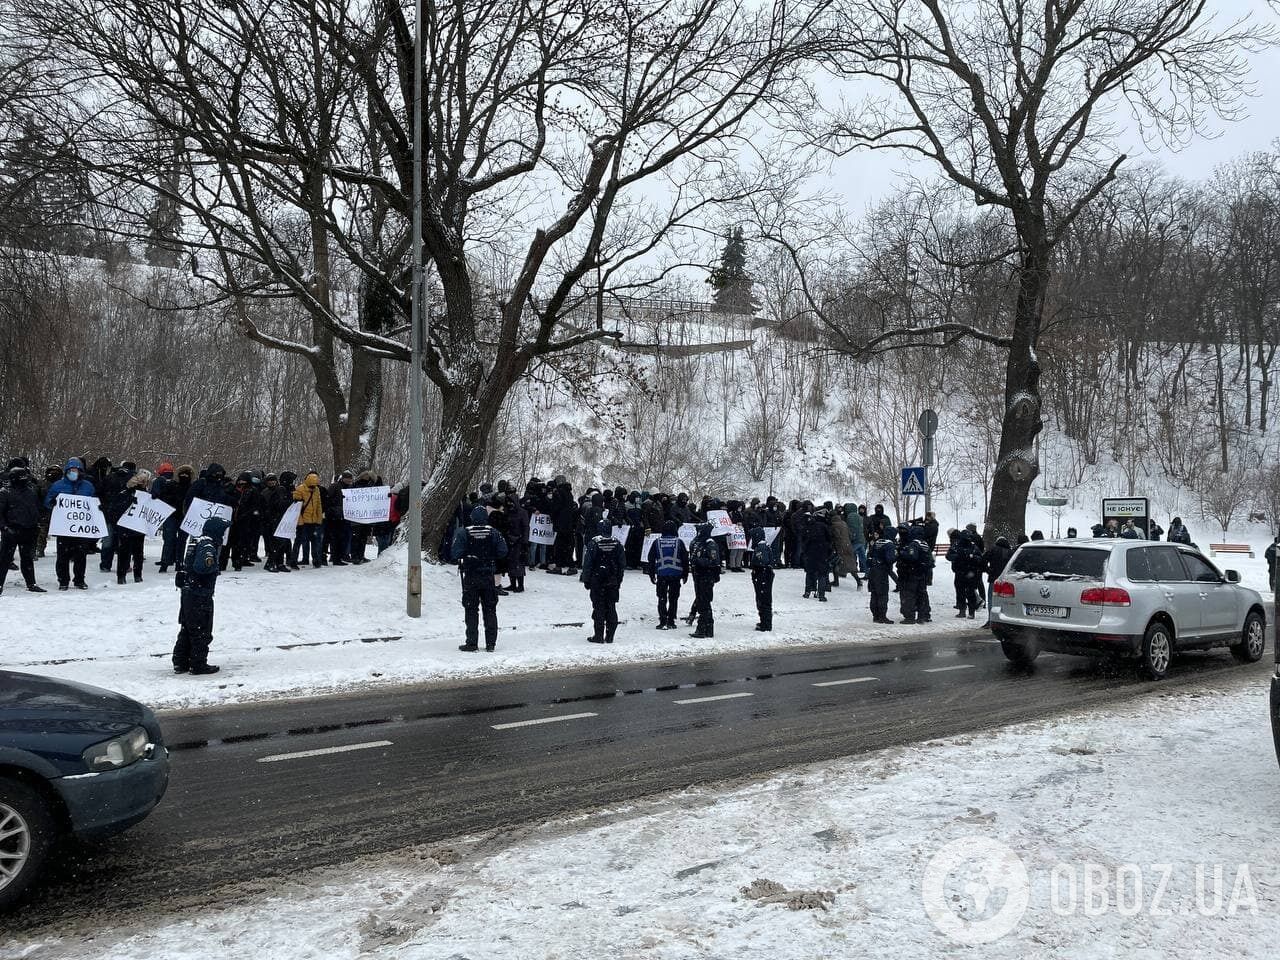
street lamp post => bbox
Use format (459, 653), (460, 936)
(406, 0), (425, 617)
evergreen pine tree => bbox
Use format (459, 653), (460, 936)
(706, 225), (759, 315)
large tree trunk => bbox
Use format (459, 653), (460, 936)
(984, 244), (1048, 544)
(417, 380), (507, 561)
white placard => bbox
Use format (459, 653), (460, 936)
(764, 526), (781, 546)
(642, 532), (661, 561)
(677, 523), (698, 547)
(706, 509), (735, 536)
(529, 512), (556, 545)
(50, 494), (108, 539)
(181, 497), (234, 537)
(727, 524), (748, 551)
(274, 500), (303, 540)
(343, 485), (391, 524)
(118, 491), (175, 537)
(612, 524), (630, 546)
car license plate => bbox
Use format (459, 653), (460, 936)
(1025, 604), (1068, 619)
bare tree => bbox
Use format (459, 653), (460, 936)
(21, 0), (824, 555)
(791, 0), (1264, 540)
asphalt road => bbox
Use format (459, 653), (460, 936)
(8, 629), (1272, 934)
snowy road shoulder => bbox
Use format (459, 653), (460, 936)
(11, 679), (1278, 959)
(0, 546), (975, 711)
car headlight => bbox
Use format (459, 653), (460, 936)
(82, 726), (151, 772)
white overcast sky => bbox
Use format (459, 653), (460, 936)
(822, 0), (1280, 215)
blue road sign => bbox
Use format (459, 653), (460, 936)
(900, 466), (927, 496)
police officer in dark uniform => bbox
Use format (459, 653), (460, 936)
(898, 526), (934, 624)
(686, 522), (721, 638)
(748, 525), (776, 632)
(582, 519), (626, 643)
(174, 515), (231, 675)
(646, 519), (688, 629)
(867, 526), (897, 624)
(452, 505), (508, 652)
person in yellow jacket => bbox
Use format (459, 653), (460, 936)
(291, 471), (326, 568)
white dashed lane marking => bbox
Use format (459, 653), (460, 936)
(812, 676), (878, 687)
(923, 664), (977, 674)
(258, 741), (393, 763)
(491, 712), (598, 731)
(673, 692), (755, 705)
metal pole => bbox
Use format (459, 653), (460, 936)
(406, 0), (425, 618)
(923, 435), (934, 520)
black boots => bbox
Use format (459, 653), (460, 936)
(189, 664), (220, 675)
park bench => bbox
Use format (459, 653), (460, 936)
(1209, 543), (1254, 559)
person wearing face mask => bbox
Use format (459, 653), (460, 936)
(43, 457), (97, 590)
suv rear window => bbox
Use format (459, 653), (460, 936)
(1007, 546), (1108, 580)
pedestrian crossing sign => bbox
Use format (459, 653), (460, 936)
(900, 466), (927, 496)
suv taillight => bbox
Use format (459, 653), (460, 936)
(993, 580), (1015, 598)
(1080, 587), (1131, 607)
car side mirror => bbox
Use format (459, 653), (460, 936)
(1225, 570), (1241, 584)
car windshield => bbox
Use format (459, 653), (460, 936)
(1007, 546), (1108, 581)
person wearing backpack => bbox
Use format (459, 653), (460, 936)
(451, 505), (508, 652)
(946, 527), (984, 619)
(173, 515), (231, 675)
(646, 520), (689, 629)
(867, 526), (897, 624)
(685, 522), (721, 638)
(581, 519), (626, 644)
(898, 526), (934, 625)
(748, 525), (776, 632)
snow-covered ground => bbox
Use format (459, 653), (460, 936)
(0, 544), (976, 712)
(9, 676), (1276, 959)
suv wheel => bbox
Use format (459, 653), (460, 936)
(1000, 638), (1039, 664)
(1231, 610), (1266, 664)
(1139, 622), (1173, 681)
(0, 778), (55, 910)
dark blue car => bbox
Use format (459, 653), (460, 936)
(0, 671), (169, 908)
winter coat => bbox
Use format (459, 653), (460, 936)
(830, 514), (856, 574)
(262, 484), (293, 527)
(551, 488), (578, 535)
(44, 458), (96, 508)
(844, 505), (866, 546)
(185, 463), (236, 511)
(802, 514), (833, 564)
(103, 486), (138, 527)
(982, 540), (1014, 582)
(323, 482), (349, 522)
(640, 497), (664, 532)
(946, 532), (984, 582)
(0, 477), (41, 533)
(293, 473), (326, 525)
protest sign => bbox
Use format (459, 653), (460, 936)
(611, 524), (630, 546)
(343, 485), (391, 524)
(274, 500), (303, 541)
(180, 497), (233, 537)
(705, 509), (735, 536)
(677, 523), (697, 547)
(727, 524), (748, 551)
(763, 526), (781, 546)
(117, 491), (175, 537)
(529, 512), (556, 545)
(641, 532), (660, 561)
(50, 494), (108, 539)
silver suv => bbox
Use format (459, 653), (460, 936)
(990, 539), (1266, 680)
